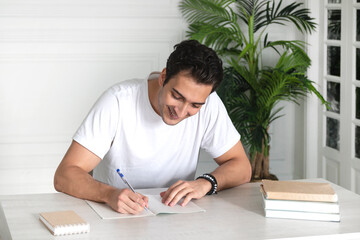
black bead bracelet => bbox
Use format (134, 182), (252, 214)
(196, 173), (218, 195)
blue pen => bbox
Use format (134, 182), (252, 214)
(116, 169), (149, 211)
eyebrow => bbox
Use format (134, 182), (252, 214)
(172, 88), (206, 105)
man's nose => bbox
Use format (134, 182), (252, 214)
(177, 103), (190, 118)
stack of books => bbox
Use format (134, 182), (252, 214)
(261, 180), (340, 222)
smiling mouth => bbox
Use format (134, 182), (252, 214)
(168, 106), (178, 120)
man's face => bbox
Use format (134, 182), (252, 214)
(157, 70), (213, 126)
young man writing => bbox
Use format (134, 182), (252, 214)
(54, 40), (251, 214)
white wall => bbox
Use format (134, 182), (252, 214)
(0, 0), (305, 195)
(263, 18), (307, 181)
(0, 0), (186, 194)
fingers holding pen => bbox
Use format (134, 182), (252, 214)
(109, 188), (147, 214)
(115, 169), (149, 213)
(137, 193), (149, 209)
(126, 189), (149, 210)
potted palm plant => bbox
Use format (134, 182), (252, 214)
(179, 0), (328, 180)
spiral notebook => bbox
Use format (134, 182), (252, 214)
(39, 210), (90, 236)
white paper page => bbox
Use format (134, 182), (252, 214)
(147, 195), (205, 214)
(85, 200), (155, 219)
(86, 195), (205, 219)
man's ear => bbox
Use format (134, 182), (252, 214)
(159, 68), (166, 86)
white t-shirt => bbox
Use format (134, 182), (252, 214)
(73, 75), (240, 189)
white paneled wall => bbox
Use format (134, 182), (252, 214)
(0, 0), (303, 195)
(0, 0), (186, 194)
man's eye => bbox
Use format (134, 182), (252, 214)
(171, 92), (182, 100)
(192, 104), (200, 109)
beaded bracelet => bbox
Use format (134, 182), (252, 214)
(196, 173), (218, 195)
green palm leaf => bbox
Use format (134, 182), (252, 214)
(180, 0), (244, 50)
(180, 0), (239, 32)
(179, 0), (328, 166)
(180, 0), (234, 22)
(187, 23), (239, 51)
(264, 0), (316, 33)
(236, 0), (268, 32)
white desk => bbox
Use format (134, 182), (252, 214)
(1, 179), (360, 240)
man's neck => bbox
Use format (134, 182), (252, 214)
(147, 72), (161, 115)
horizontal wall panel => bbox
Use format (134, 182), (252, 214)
(0, 19), (185, 31)
(0, 140), (69, 155)
(0, 140), (69, 195)
(0, 155), (63, 170)
(0, 168), (56, 195)
(0, 1), (181, 18)
(0, 29), (183, 43)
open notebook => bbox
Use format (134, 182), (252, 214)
(86, 195), (205, 219)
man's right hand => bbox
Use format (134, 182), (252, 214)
(107, 188), (149, 214)
(54, 141), (148, 215)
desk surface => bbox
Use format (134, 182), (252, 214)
(1, 179), (360, 240)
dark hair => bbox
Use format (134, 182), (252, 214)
(164, 40), (223, 92)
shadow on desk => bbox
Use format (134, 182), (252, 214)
(207, 182), (265, 217)
(0, 202), (11, 240)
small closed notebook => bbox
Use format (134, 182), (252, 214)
(39, 210), (90, 236)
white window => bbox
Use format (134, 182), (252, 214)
(306, 0), (360, 194)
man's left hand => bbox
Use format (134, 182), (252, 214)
(160, 178), (212, 207)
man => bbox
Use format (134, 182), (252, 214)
(54, 40), (251, 215)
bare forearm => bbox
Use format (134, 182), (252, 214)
(211, 157), (251, 191)
(54, 141), (147, 214)
(54, 166), (114, 204)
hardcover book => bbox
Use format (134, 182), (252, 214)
(261, 180), (338, 202)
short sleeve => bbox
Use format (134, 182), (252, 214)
(200, 92), (240, 158)
(73, 88), (119, 159)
